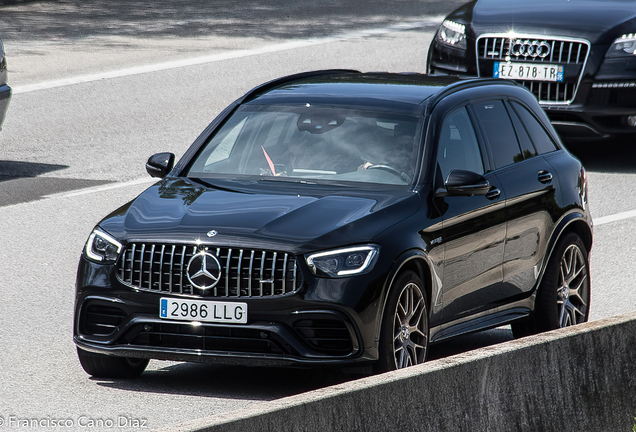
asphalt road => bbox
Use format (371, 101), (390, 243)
(0, 1), (635, 431)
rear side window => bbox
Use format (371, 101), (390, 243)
(472, 100), (522, 170)
(507, 104), (538, 160)
(511, 102), (558, 154)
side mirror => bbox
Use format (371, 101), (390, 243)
(146, 153), (175, 178)
(436, 169), (490, 197)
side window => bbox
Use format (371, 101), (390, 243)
(472, 100), (522, 170)
(510, 101), (558, 154)
(437, 107), (484, 181)
(507, 103), (538, 161)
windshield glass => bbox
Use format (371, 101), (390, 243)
(187, 104), (422, 186)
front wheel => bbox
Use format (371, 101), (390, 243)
(77, 348), (149, 379)
(376, 271), (429, 373)
(512, 232), (590, 338)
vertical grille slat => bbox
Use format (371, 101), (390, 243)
(225, 248), (232, 297)
(248, 250), (255, 297)
(477, 35), (589, 104)
(117, 243), (300, 298)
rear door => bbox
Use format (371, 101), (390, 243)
(472, 99), (560, 301)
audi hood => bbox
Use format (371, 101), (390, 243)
(97, 177), (420, 254)
(456, 0), (636, 44)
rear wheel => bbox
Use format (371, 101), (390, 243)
(512, 232), (590, 338)
(376, 271), (429, 372)
(77, 348), (149, 378)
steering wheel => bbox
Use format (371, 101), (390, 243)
(366, 164), (411, 183)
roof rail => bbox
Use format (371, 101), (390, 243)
(241, 69), (361, 103)
(428, 76), (519, 107)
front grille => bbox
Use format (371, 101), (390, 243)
(293, 319), (353, 355)
(126, 322), (293, 355)
(83, 305), (128, 336)
(117, 243), (301, 298)
(477, 35), (590, 104)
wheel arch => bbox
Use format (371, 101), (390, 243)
(373, 249), (436, 346)
(536, 211), (593, 295)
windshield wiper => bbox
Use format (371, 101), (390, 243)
(189, 177), (250, 193)
(259, 177), (319, 185)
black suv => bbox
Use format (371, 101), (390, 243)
(427, 0), (636, 141)
(74, 70), (592, 378)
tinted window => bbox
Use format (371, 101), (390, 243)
(473, 100), (522, 170)
(511, 102), (558, 154)
(188, 105), (421, 185)
(508, 104), (538, 161)
(437, 107), (484, 180)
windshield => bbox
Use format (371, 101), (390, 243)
(187, 104), (422, 186)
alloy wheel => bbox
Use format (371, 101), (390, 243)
(393, 282), (428, 369)
(556, 244), (589, 327)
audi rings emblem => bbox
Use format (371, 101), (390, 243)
(186, 251), (222, 290)
(510, 39), (551, 58)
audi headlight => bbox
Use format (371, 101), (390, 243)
(306, 245), (379, 278)
(84, 229), (123, 263)
(436, 20), (467, 49)
(606, 33), (636, 58)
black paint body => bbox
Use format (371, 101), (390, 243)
(74, 71), (592, 368)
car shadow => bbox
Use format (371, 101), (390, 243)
(0, 160), (112, 206)
(93, 362), (357, 401)
(0, 159), (69, 179)
(0, 0), (464, 44)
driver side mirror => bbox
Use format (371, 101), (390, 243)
(146, 152), (175, 178)
(435, 169), (490, 197)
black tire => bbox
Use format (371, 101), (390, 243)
(512, 232), (590, 338)
(77, 348), (149, 379)
(375, 271), (429, 373)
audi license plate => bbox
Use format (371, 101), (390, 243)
(494, 61), (564, 82)
(160, 298), (248, 324)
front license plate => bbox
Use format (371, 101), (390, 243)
(160, 298), (247, 324)
(494, 61), (564, 82)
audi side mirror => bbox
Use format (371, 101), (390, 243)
(146, 152), (175, 178)
(436, 169), (490, 197)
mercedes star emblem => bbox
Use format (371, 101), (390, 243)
(186, 251), (222, 290)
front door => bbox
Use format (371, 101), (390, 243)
(434, 106), (507, 323)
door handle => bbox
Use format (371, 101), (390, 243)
(538, 170), (553, 184)
(485, 187), (501, 200)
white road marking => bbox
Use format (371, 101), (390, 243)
(594, 210), (636, 226)
(42, 177), (157, 199)
(12, 17), (445, 95)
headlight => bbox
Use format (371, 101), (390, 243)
(436, 20), (467, 49)
(84, 229), (123, 263)
(606, 33), (636, 58)
(306, 245), (379, 278)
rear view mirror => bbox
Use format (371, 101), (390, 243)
(436, 169), (490, 197)
(146, 152), (175, 178)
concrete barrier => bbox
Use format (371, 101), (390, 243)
(158, 311), (636, 432)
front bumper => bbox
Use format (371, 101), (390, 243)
(74, 257), (383, 367)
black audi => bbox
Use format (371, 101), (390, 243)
(74, 70), (592, 378)
(427, 0), (636, 141)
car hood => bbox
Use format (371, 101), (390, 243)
(469, 0), (636, 44)
(99, 177), (421, 254)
